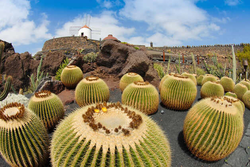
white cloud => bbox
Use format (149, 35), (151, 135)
(55, 11), (135, 41)
(96, 0), (122, 9)
(119, 0), (221, 46)
(0, 0), (52, 45)
(225, 0), (241, 6)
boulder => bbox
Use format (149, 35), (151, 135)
(38, 80), (65, 95)
(97, 40), (160, 87)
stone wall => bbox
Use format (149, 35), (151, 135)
(42, 36), (101, 52)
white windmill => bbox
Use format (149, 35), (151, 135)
(69, 14), (101, 39)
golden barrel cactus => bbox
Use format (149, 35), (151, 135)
(239, 80), (250, 90)
(51, 102), (171, 167)
(75, 76), (110, 107)
(119, 72), (144, 91)
(201, 74), (219, 85)
(233, 83), (248, 101)
(159, 74), (170, 92)
(122, 81), (159, 115)
(61, 65), (83, 88)
(200, 81), (224, 98)
(0, 103), (49, 167)
(160, 74), (197, 110)
(224, 95), (245, 116)
(182, 72), (197, 85)
(183, 97), (244, 161)
(242, 90), (250, 109)
(220, 76), (235, 92)
(225, 91), (237, 98)
(197, 75), (204, 86)
(28, 90), (65, 130)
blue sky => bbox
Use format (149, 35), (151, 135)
(0, 0), (249, 55)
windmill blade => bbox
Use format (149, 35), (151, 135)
(87, 15), (91, 27)
(69, 26), (82, 35)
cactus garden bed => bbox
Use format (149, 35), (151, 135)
(0, 86), (249, 167)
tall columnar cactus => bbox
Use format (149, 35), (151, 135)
(191, 53), (197, 74)
(220, 76), (235, 92)
(119, 72), (144, 91)
(233, 83), (248, 101)
(0, 42), (4, 72)
(51, 102), (171, 167)
(160, 74), (197, 110)
(224, 95), (245, 116)
(201, 74), (219, 85)
(183, 97), (244, 161)
(232, 45), (237, 83)
(182, 72), (197, 85)
(239, 80), (250, 90)
(0, 76), (12, 101)
(122, 81), (159, 115)
(61, 65), (83, 88)
(0, 102), (49, 167)
(28, 90), (65, 130)
(75, 76), (110, 107)
(197, 75), (204, 86)
(200, 81), (224, 98)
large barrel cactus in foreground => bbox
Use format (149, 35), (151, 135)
(122, 81), (159, 115)
(28, 90), (65, 130)
(51, 102), (171, 167)
(119, 72), (144, 91)
(183, 96), (244, 161)
(0, 103), (49, 167)
(160, 74), (197, 110)
(75, 76), (110, 107)
(61, 65), (83, 88)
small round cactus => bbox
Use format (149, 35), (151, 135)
(225, 91), (237, 98)
(75, 76), (110, 107)
(201, 74), (219, 85)
(233, 83), (248, 101)
(182, 72), (197, 85)
(200, 81), (224, 98)
(51, 102), (171, 167)
(160, 74), (197, 110)
(61, 65), (83, 88)
(0, 103), (49, 167)
(122, 81), (159, 115)
(28, 90), (65, 130)
(197, 75), (204, 86)
(183, 97), (244, 161)
(119, 72), (144, 91)
(220, 76), (235, 92)
(239, 80), (250, 90)
(242, 90), (250, 109)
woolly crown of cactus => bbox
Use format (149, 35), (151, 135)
(200, 81), (224, 99)
(201, 74), (219, 85)
(28, 90), (65, 130)
(182, 72), (197, 85)
(233, 83), (248, 101)
(197, 75), (204, 86)
(160, 74), (197, 110)
(51, 102), (171, 167)
(0, 102), (49, 167)
(183, 96), (244, 161)
(119, 72), (144, 91)
(61, 65), (83, 88)
(122, 81), (159, 115)
(220, 76), (235, 92)
(75, 76), (110, 107)
(224, 95), (245, 116)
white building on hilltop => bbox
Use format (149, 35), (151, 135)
(78, 25), (92, 39)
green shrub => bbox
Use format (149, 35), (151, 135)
(83, 52), (98, 63)
(55, 57), (69, 81)
(196, 67), (206, 76)
(134, 46), (139, 50)
(154, 63), (165, 79)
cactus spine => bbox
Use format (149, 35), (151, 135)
(51, 102), (171, 167)
(61, 65), (83, 88)
(122, 81), (159, 115)
(75, 76), (110, 107)
(28, 90), (65, 130)
(119, 72), (144, 91)
(200, 81), (224, 98)
(183, 97), (244, 161)
(0, 103), (49, 167)
(160, 74), (197, 110)
(220, 76), (235, 92)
